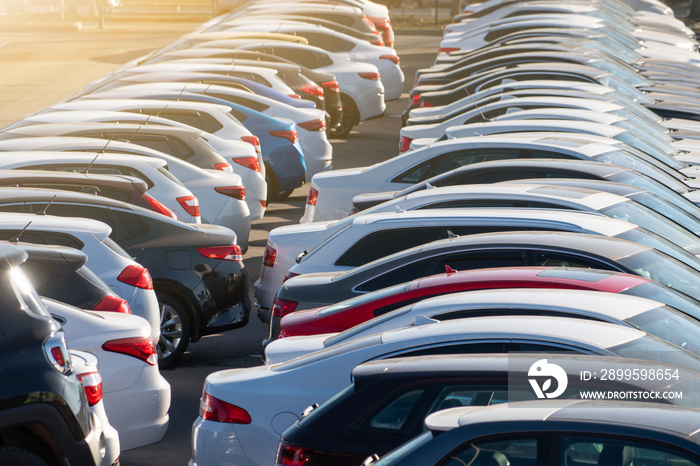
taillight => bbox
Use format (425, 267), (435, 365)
(215, 186), (246, 201)
(359, 72), (380, 81)
(269, 130), (298, 145)
(102, 337), (157, 366)
(262, 244), (277, 267)
(214, 162), (233, 173)
(439, 47), (460, 54)
(142, 193), (177, 219)
(260, 200), (267, 208)
(44, 333), (72, 375)
(199, 391), (251, 424)
(77, 372), (103, 407)
(118, 265), (154, 290)
(232, 156), (262, 173)
(306, 187), (318, 206)
(399, 136), (413, 153)
(241, 135), (262, 156)
(380, 54), (400, 64)
(320, 81), (339, 93)
(276, 441), (315, 466)
(93, 295), (131, 314)
(177, 195), (201, 217)
(283, 271), (300, 282)
(408, 94), (421, 109)
(370, 38), (384, 46)
(420, 100), (434, 108)
(272, 297), (298, 317)
(299, 82), (324, 97)
(297, 119), (326, 132)
(288, 93), (301, 99)
(362, 14), (376, 29)
(278, 328), (289, 339)
(197, 245), (243, 262)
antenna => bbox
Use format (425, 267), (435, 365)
(37, 195), (57, 216)
(175, 86), (187, 101)
(83, 152), (101, 174)
(125, 125), (143, 144)
(10, 221), (32, 243)
(463, 86), (490, 122)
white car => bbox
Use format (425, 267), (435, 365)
(190, 314), (700, 466)
(69, 350), (121, 466)
(0, 139), (253, 249)
(37, 99), (267, 219)
(302, 135), (700, 223)
(256, 183), (700, 318)
(0, 212), (161, 343)
(264, 288), (700, 363)
(83, 83), (332, 182)
(215, 20), (404, 100)
(45, 298), (170, 451)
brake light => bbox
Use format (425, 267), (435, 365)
(283, 272), (300, 282)
(262, 244), (277, 267)
(118, 265), (154, 290)
(77, 372), (103, 407)
(306, 187), (318, 206)
(142, 193), (177, 219)
(380, 54), (400, 64)
(232, 156), (262, 173)
(44, 333), (71, 374)
(276, 441), (315, 466)
(102, 337), (157, 366)
(288, 93), (301, 99)
(215, 186), (246, 201)
(420, 100), (434, 108)
(320, 81), (339, 93)
(278, 328), (289, 339)
(359, 72), (380, 81)
(408, 94), (421, 109)
(272, 297), (298, 317)
(370, 38), (384, 46)
(199, 391), (251, 424)
(260, 200), (267, 208)
(197, 245), (243, 262)
(399, 136), (413, 153)
(177, 195), (200, 217)
(214, 162), (233, 173)
(241, 135), (262, 156)
(93, 295), (131, 314)
(299, 83), (324, 97)
(439, 47), (460, 54)
(297, 119), (326, 132)
(269, 130), (298, 144)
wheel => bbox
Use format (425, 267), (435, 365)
(0, 447), (50, 466)
(157, 292), (191, 369)
(328, 95), (356, 138)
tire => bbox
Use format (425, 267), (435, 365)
(156, 292), (191, 369)
(0, 447), (50, 466)
(328, 95), (356, 138)
(265, 164), (282, 202)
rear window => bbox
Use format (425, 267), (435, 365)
(22, 261), (110, 309)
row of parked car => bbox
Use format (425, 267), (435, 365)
(0, 0), (402, 464)
(186, 0), (700, 465)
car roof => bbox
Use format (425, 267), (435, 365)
(0, 137), (178, 161)
(378, 314), (643, 348)
(426, 400), (700, 440)
(18, 242), (88, 269)
(0, 150), (167, 168)
(0, 169), (148, 192)
(445, 119), (627, 140)
(52, 98), (232, 114)
(350, 208), (635, 237)
(0, 212), (112, 239)
(1, 122), (206, 139)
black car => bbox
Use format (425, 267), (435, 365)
(18, 242), (129, 314)
(0, 242), (103, 466)
(0, 187), (250, 367)
(350, 159), (700, 216)
(279, 354), (700, 466)
(370, 400), (700, 466)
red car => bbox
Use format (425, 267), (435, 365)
(279, 266), (700, 338)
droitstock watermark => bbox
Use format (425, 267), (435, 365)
(507, 354), (692, 406)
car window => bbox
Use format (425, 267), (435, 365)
(102, 237), (131, 258)
(393, 149), (521, 184)
(229, 108), (248, 123)
(13, 183), (132, 202)
(361, 389), (426, 434)
(23, 261), (107, 309)
(427, 386), (511, 413)
(389, 341), (508, 358)
(561, 436), (700, 466)
(467, 168), (542, 184)
(444, 438), (538, 466)
(0, 230), (83, 249)
(534, 252), (616, 269)
(336, 228), (449, 267)
(417, 199), (566, 210)
(207, 92), (269, 112)
(229, 71), (270, 87)
(0, 203), (24, 213)
(300, 32), (355, 52)
(438, 250), (528, 272)
(39, 161), (156, 189)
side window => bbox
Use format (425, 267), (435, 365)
(534, 252), (612, 269)
(435, 250), (528, 274)
(272, 48), (317, 68)
(544, 170), (598, 179)
(427, 385), (510, 413)
(417, 200), (566, 210)
(28, 202), (114, 229)
(336, 228), (447, 267)
(20, 261), (56, 291)
(356, 389), (427, 435)
(393, 158), (437, 184)
(433, 150), (520, 175)
(116, 134), (173, 155)
(229, 72), (270, 87)
(168, 137), (195, 159)
(0, 204), (25, 213)
(208, 93), (269, 112)
(229, 109), (248, 123)
(157, 110), (209, 132)
(468, 168), (542, 184)
(392, 342), (507, 358)
(529, 150), (575, 160)
(561, 436), (700, 466)
(110, 210), (149, 242)
(358, 258), (435, 292)
(444, 438), (538, 466)
(0, 230), (83, 249)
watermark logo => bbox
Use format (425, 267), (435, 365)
(528, 359), (568, 399)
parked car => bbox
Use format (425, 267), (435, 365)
(45, 298), (170, 450)
(370, 400), (700, 465)
(278, 266), (700, 338)
(0, 242), (105, 465)
(273, 230), (700, 312)
(278, 354), (700, 466)
(0, 189), (250, 368)
(191, 314), (700, 466)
